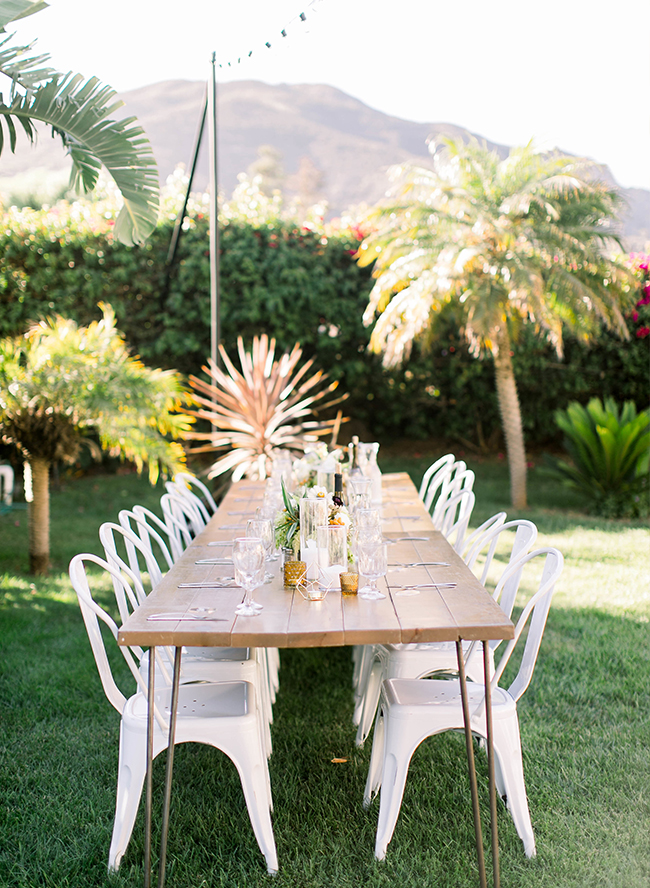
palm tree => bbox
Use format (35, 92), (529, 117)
(0, 304), (192, 574)
(0, 0), (158, 244)
(357, 137), (634, 508)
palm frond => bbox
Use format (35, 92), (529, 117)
(182, 335), (349, 480)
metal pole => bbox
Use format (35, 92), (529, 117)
(208, 53), (220, 380)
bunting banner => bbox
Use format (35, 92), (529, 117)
(215, 0), (325, 69)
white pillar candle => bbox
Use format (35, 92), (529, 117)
(302, 539), (319, 580)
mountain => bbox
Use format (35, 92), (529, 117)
(1, 79), (648, 247)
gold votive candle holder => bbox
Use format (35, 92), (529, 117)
(284, 560), (307, 587)
(340, 572), (359, 595)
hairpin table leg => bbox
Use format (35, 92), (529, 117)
(157, 646), (182, 888)
(144, 646), (155, 888)
(484, 640), (500, 888)
(456, 640), (487, 888)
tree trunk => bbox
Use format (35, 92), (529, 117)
(28, 457), (50, 575)
(493, 326), (528, 509)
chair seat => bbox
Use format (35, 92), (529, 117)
(383, 677), (514, 718)
(129, 680), (251, 723)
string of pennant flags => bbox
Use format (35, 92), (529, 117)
(215, 0), (325, 69)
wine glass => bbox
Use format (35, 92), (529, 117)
(233, 537), (265, 616)
(358, 540), (388, 600)
(246, 518), (275, 581)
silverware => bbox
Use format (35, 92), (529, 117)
(389, 561), (450, 568)
(177, 579), (237, 588)
(147, 611), (229, 621)
(219, 524), (246, 530)
(208, 541), (233, 547)
(386, 536), (430, 543)
(195, 558), (233, 564)
(391, 583), (457, 589)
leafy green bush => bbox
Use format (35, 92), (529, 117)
(0, 202), (647, 451)
(544, 397), (650, 518)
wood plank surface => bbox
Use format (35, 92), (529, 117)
(118, 473), (513, 648)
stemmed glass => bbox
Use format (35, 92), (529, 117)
(233, 537), (265, 616)
(358, 539), (388, 600)
(246, 518), (275, 581)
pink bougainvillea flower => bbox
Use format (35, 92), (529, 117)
(636, 326), (650, 338)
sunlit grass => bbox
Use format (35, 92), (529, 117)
(0, 461), (648, 887)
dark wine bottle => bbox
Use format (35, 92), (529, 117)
(332, 473), (344, 507)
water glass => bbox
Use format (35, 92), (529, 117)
(233, 537), (264, 616)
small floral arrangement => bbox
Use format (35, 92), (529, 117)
(274, 479), (353, 560)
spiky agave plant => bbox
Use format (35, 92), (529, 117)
(182, 335), (348, 480)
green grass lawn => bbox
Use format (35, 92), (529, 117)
(0, 457), (648, 888)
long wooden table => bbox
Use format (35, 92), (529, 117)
(118, 473), (514, 888)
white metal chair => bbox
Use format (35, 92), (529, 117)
(160, 491), (202, 553)
(165, 479), (212, 527)
(69, 553), (278, 874)
(364, 547), (563, 861)
(172, 471), (218, 516)
(0, 464), (14, 506)
(418, 454), (455, 502)
(438, 486), (476, 552)
(354, 519), (538, 745)
(98, 521), (275, 756)
(119, 505), (182, 565)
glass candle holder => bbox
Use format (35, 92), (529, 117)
(340, 571), (359, 595)
(317, 523), (347, 589)
(284, 559), (306, 587)
(299, 496), (328, 554)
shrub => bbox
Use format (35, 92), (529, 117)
(544, 397), (650, 518)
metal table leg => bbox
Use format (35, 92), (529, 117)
(144, 646), (155, 888)
(483, 641), (500, 888)
(456, 640), (487, 888)
(157, 646), (183, 888)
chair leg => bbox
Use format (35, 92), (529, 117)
(363, 709), (385, 807)
(373, 723), (420, 861)
(355, 659), (384, 747)
(108, 722), (148, 871)
(228, 739), (278, 873)
(492, 715), (536, 857)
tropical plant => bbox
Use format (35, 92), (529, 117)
(357, 137), (635, 508)
(0, 0), (159, 244)
(544, 397), (650, 518)
(0, 304), (192, 573)
(182, 334), (348, 481)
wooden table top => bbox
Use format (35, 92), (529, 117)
(117, 473), (514, 649)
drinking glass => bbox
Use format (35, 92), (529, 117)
(233, 537), (265, 616)
(246, 518), (274, 581)
(358, 540), (388, 600)
(317, 523), (347, 589)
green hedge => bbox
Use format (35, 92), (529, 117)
(1, 210), (646, 449)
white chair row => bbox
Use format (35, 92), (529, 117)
(364, 547), (564, 861)
(70, 471), (282, 873)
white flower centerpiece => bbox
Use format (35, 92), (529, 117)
(274, 479), (353, 562)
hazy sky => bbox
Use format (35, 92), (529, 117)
(8, 0), (650, 190)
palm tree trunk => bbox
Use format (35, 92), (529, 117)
(27, 457), (50, 575)
(493, 326), (527, 509)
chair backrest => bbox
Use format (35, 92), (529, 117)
(131, 504), (184, 562)
(99, 522), (165, 621)
(438, 488), (476, 551)
(162, 488), (206, 535)
(491, 547), (564, 701)
(119, 507), (177, 573)
(430, 463), (474, 528)
(460, 512), (508, 566)
(160, 492), (200, 554)
(423, 458), (462, 517)
(173, 471), (218, 516)
(418, 454), (455, 502)
(69, 553), (144, 714)
(463, 519), (538, 618)
(165, 480), (212, 527)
